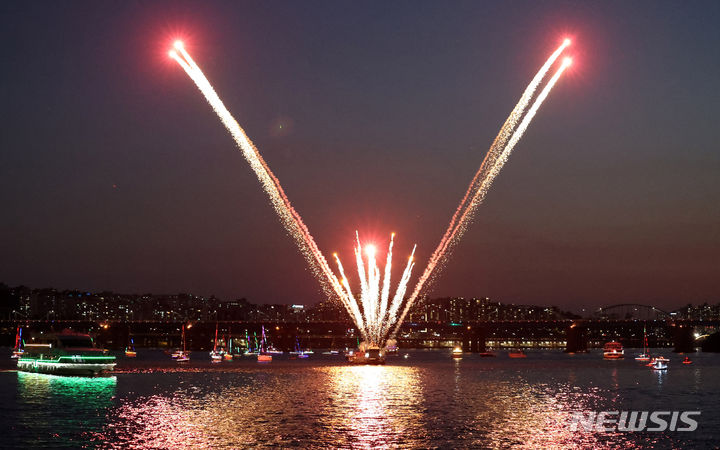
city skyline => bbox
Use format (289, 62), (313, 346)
(3, 280), (719, 322)
(2, 1), (719, 310)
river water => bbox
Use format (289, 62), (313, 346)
(0, 349), (717, 448)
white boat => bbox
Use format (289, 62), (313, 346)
(210, 323), (223, 362)
(175, 324), (190, 362)
(652, 359), (668, 370)
(635, 327), (651, 361)
(291, 338), (310, 359)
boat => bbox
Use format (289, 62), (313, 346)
(682, 357), (693, 365)
(651, 359), (668, 370)
(603, 341), (624, 359)
(508, 349), (527, 358)
(210, 323), (223, 362)
(290, 337), (309, 359)
(385, 339), (399, 355)
(175, 324), (190, 362)
(242, 330), (258, 356)
(348, 346), (386, 365)
(257, 326), (272, 362)
(17, 331), (116, 376)
(654, 356), (669, 363)
(11, 326), (24, 359)
(451, 347), (463, 358)
(635, 327), (650, 361)
(479, 352), (496, 357)
(125, 337), (137, 358)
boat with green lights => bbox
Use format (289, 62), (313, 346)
(16, 331), (116, 377)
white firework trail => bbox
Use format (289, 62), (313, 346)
(391, 48), (573, 339)
(169, 42), (366, 339)
(331, 233), (416, 346)
(170, 39), (573, 348)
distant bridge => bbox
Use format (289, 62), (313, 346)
(594, 304), (670, 321)
(4, 315), (720, 352)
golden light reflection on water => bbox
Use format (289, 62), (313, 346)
(70, 353), (714, 448)
(98, 366), (426, 448)
(323, 365), (425, 448)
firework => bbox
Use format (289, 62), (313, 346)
(169, 41), (359, 330)
(331, 233), (416, 346)
(391, 44), (573, 338)
(170, 39), (573, 348)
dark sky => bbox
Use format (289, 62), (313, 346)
(1, 1), (719, 311)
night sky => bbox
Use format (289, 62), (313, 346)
(1, 1), (719, 311)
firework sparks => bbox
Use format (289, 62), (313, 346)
(391, 42), (573, 338)
(170, 39), (573, 348)
(332, 233), (416, 346)
(169, 41), (358, 329)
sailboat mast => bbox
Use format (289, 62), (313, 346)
(214, 323), (218, 352)
(182, 324), (186, 353)
(14, 326), (21, 350)
(261, 326), (266, 353)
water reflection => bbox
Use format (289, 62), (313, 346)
(16, 372), (116, 447)
(95, 366), (425, 448)
(323, 365), (425, 447)
(57, 352), (718, 448)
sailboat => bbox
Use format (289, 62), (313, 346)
(175, 324), (190, 362)
(223, 331), (233, 361)
(243, 330), (257, 356)
(125, 337), (137, 358)
(210, 323), (222, 362)
(11, 326), (24, 359)
(257, 326), (272, 362)
(291, 337), (309, 359)
(635, 327), (650, 361)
